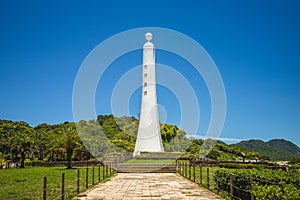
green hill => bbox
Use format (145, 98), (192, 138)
(267, 139), (300, 157)
(7, 115), (299, 163)
(233, 139), (300, 161)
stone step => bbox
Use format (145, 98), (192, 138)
(116, 164), (176, 173)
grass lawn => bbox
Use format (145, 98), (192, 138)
(0, 166), (112, 200)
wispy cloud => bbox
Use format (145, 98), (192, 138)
(187, 135), (243, 143)
(216, 137), (242, 143)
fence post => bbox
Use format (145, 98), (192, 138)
(185, 163), (187, 178)
(250, 178), (254, 200)
(109, 163), (112, 176)
(180, 163), (182, 175)
(181, 163), (183, 175)
(193, 165), (196, 182)
(86, 167), (89, 188)
(230, 173), (233, 198)
(92, 166), (95, 185)
(216, 170), (220, 194)
(43, 176), (47, 200)
(77, 169), (80, 194)
(106, 164), (108, 178)
(188, 164), (191, 180)
(207, 167), (210, 189)
(98, 165), (100, 182)
(102, 164), (105, 180)
(200, 165), (202, 184)
(61, 172), (65, 200)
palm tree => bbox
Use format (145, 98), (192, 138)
(59, 122), (81, 169)
(0, 121), (35, 168)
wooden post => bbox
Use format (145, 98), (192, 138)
(200, 165), (202, 184)
(207, 168), (210, 189)
(106, 164), (108, 178)
(185, 163), (187, 177)
(193, 165), (196, 182)
(102, 164), (105, 179)
(110, 163), (112, 176)
(98, 165), (101, 182)
(86, 167), (88, 188)
(92, 166), (95, 185)
(77, 169), (80, 194)
(181, 163), (183, 175)
(61, 172), (65, 200)
(189, 164), (191, 180)
(230, 173), (233, 198)
(43, 176), (47, 200)
(180, 163), (182, 175)
(187, 164), (189, 179)
(250, 178), (254, 200)
(216, 170), (220, 194)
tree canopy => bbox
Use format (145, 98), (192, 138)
(0, 115), (274, 168)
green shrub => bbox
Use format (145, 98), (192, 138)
(216, 168), (300, 200)
(253, 183), (300, 200)
(219, 163), (266, 169)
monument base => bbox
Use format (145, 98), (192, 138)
(117, 152), (183, 173)
(134, 151), (182, 160)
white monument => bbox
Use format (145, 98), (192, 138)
(133, 33), (164, 157)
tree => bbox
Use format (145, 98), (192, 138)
(58, 122), (81, 169)
(34, 123), (60, 161)
(0, 120), (36, 168)
(289, 156), (300, 164)
(0, 120), (11, 155)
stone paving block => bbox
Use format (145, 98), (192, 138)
(76, 173), (224, 200)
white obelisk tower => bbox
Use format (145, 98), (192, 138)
(133, 33), (164, 156)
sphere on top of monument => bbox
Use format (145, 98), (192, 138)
(145, 32), (152, 41)
(144, 32), (154, 48)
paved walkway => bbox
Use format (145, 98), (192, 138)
(77, 173), (224, 200)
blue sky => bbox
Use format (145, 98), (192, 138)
(0, 1), (299, 146)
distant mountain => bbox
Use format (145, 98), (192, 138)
(232, 139), (300, 161)
(267, 139), (300, 158)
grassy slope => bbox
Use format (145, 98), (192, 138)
(0, 166), (110, 200)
